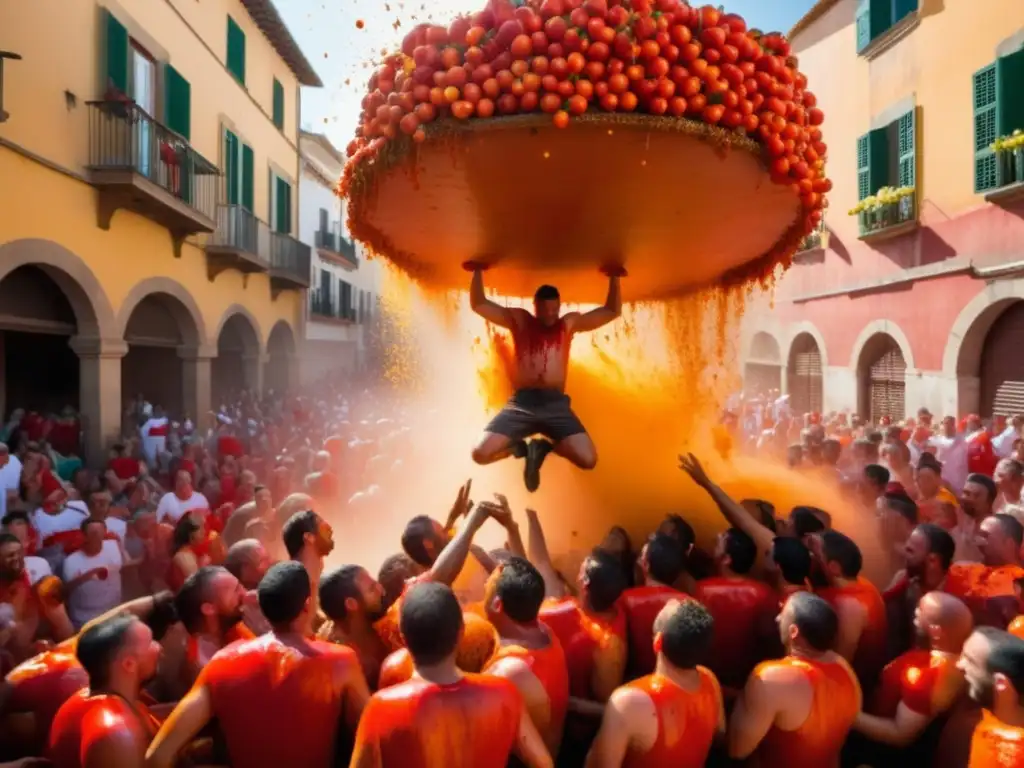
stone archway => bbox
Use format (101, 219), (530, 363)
(119, 280), (204, 421)
(265, 320), (297, 395)
(943, 280), (1024, 417)
(744, 331), (784, 396)
(787, 331), (825, 415)
(213, 306), (263, 404)
(0, 239), (119, 463)
(852, 322), (914, 422)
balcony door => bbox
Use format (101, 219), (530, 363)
(130, 43), (156, 177)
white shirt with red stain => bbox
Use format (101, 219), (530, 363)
(30, 501), (90, 548)
(155, 490), (210, 525)
(63, 540), (123, 628)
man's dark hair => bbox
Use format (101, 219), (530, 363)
(994, 513), (1024, 548)
(1, 511), (29, 527)
(175, 566), (226, 634)
(978, 627), (1024, 700)
(378, 552), (417, 608)
(401, 516), (442, 568)
(76, 614), (137, 689)
(660, 599), (714, 670)
(281, 509), (319, 559)
(864, 464), (890, 490)
(771, 537), (812, 586)
(0, 532), (20, 548)
(723, 528), (757, 574)
(533, 284), (560, 302)
(821, 530), (862, 579)
(319, 564), (364, 622)
(915, 523), (956, 570)
(643, 533), (685, 586)
(258, 561), (311, 628)
(80, 517), (106, 535)
(821, 438), (842, 465)
(145, 591), (180, 642)
(400, 582), (463, 666)
(661, 514), (696, 549)
(494, 557), (545, 623)
(788, 591), (838, 652)
(582, 549), (627, 612)
(967, 473), (998, 503)
(253, 484), (268, 495)
(884, 492), (919, 526)
(789, 507), (826, 537)
(172, 514), (202, 554)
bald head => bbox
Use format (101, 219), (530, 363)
(917, 591), (973, 652)
(224, 538), (269, 590)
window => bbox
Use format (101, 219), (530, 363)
(272, 78), (285, 129)
(164, 64), (191, 140)
(226, 16), (246, 85)
(269, 172), (292, 233)
(973, 48), (1024, 193)
(855, 108), (917, 200)
(223, 129), (254, 210)
(339, 280), (353, 319)
(855, 0), (918, 54)
(318, 208), (329, 233)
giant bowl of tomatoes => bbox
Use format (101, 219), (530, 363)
(341, 0), (829, 303)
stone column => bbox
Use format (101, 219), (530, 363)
(70, 336), (127, 467)
(242, 352), (267, 396)
(179, 344), (215, 425)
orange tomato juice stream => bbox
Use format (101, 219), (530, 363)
(325, 262), (882, 583)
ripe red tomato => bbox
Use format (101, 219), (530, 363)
(497, 93), (519, 114)
(649, 97), (668, 115)
(608, 73), (628, 93)
(553, 109), (570, 128)
(511, 35), (533, 59)
(680, 42), (701, 62)
(550, 57), (570, 78)
(475, 98), (495, 117)
(808, 107), (824, 126)
(620, 91), (638, 111)
(520, 91), (539, 111)
(545, 16), (568, 41)
(567, 94), (587, 114)
(540, 92), (562, 112)
(451, 100), (474, 119)
(702, 103), (725, 124)
(671, 25), (692, 45)
(599, 92), (619, 111)
(699, 5), (722, 28)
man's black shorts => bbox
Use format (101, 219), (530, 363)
(484, 388), (587, 443)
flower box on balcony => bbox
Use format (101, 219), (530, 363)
(850, 186), (918, 242)
(985, 132), (1024, 205)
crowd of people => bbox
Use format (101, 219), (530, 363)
(2, 381), (1024, 767)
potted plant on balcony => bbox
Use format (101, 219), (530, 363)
(849, 185), (915, 234)
(992, 130), (1024, 187)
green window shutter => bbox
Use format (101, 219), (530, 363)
(893, 0), (918, 25)
(275, 177), (291, 234)
(897, 108), (916, 188)
(857, 134), (870, 200)
(855, 0), (871, 53)
(867, 128), (890, 192)
(241, 144), (254, 212)
(973, 63), (998, 192)
(104, 10), (130, 93)
(226, 16), (246, 85)
(163, 64), (191, 141)
(224, 130), (239, 205)
(869, 0), (893, 41)
(996, 47), (1024, 136)
(272, 79), (285, 129)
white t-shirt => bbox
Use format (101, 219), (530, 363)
(934, 435), (969, 494)
(0, 454), (22, 492)
(31, 501), (90, 545)
(63, 540), (123, 628)
(102, 516), (127, 543)
(24, 555), (51, 585)
(155, 491), (210, 525)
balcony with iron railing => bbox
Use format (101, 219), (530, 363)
(270, 231), (312, 295)
(852, 187), (918, 243)
(315, 224), (359, 268)
(85, 100), (218, 256)
(205, 204), (272, 279)
(986, 133), (1024, 204)
(792, 222), (829, 265)
(309, 289), (358, 323)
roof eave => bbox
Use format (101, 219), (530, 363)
(240, 0), (324, 87)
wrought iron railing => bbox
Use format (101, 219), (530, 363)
(85, 100), (218, 220)
(315, 225), (360, 266)
(209, 205), (271, 266)
(797, 226), (824, 252)
(270, 231), (312, 285)
(309, 289), (340, 318)
(858, 195), (917, 237)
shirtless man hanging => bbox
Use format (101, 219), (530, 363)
(466, 263), (624, 492)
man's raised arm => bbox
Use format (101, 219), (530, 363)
(567, 268), (624, 334)
(466, 262), (515, 329)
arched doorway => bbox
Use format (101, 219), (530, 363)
(857, 334), (907, 423)
(787, 332), (824, 415)
(121, 293), (201, 418)
(980, 301), (1024, 417)
(0, 266), (82, 416)
(265, 321), (296, 395)
(213, 312), (261, 405)
(744, 332), (783, 396)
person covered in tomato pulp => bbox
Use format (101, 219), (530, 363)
(466, 262), (624, 492)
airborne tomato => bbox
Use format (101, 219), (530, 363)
(553, 109), (570, 128)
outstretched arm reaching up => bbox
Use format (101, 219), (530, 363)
(466, 262), (517, 329)
(566, 268), (624, 334)
(678, 454), (775, 558)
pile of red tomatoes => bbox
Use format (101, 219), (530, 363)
(345, 0), (830, 233)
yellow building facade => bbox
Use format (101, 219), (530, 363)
(0, 0), (322, 461)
